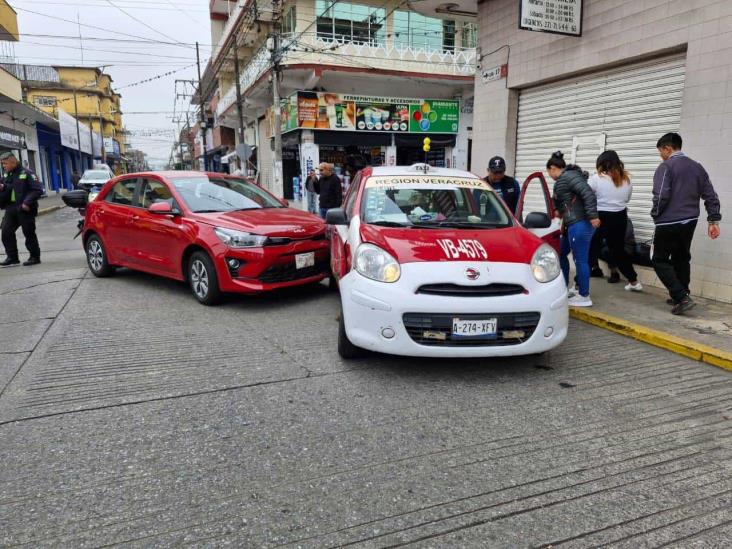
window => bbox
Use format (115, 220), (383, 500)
(140, 179), (174, 209)
(33, 96), (57, 107)
(171, 176), (283, 213)
(106, 179), (138, 206)
(316, 0), (385, 45)
(393, 11), (458, 53)
(282, 6), (297, 38)
(344, 173), (362, 217)
(461, 22), (477, 49)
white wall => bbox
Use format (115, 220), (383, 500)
(474, 0), (732, 303)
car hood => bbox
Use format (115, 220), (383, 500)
(190, 207), (325, 237)
(359, 224), (543, 264)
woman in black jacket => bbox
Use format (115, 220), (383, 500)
(547, 151), (600, 307)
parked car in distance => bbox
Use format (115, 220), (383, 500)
(78, 169), (113, 190)
(81, 171), (329, 304)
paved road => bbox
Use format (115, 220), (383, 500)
(1, 209), (730, 548)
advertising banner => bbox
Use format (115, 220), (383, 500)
(519, 0), (583, 37)
(0, 126), (26, 149)
(59, 109), (92, 154)
(282, 92), (459, 134)
(92, 132), (103, 158)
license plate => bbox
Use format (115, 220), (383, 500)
(452, 318), (498, 339)
(295, 252), (315, 269)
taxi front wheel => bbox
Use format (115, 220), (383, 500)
(338, 307), (366, 359)
(188, 251), (221, 306)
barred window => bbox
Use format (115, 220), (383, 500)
(282, 6), (297, 37)
(462, 22), (477, 49)
(316, 0), (385, 46)
(393, 11), (458, 53)
(33, 96), (57, 107)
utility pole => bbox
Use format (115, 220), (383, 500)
(72, 89), (83, 171)
(233, 43), (246, 147)
(270, 0), (283, 197)
(196, 41), (207, 172)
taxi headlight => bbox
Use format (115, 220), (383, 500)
(214, 227), (268, 248)
(531, 243), (561, 283)
(354, 243), (401, 283)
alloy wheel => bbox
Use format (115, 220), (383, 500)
(88, 240), (103, 272)
(190, 259), (209, 299)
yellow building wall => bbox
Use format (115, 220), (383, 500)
(0, 66), (21, 102)
(0, 0), (19, 42)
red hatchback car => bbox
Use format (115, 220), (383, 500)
(81, 171), (329, 304)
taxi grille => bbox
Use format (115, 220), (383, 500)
(403, 312), (541, 347)
(416, 283), (525, 297)
(258, 259), (329, 284)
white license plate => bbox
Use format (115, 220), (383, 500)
(295, 252), (315, 269)
(452, 318), (498, 339)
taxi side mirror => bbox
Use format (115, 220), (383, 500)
(326, 207), (348, 225)
(523, 212), (551, 229)
(149, 202), (180, 216)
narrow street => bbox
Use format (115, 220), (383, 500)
(1, 210), (730, 547)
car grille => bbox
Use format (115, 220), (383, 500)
(416, 283), (525, 297)
(402, 312), (541, 347)
(257, 259), (329, 284)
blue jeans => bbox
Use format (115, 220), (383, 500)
(561, 219), (596, 297)
(319, 207), (328, 220)
(306, 191), (317, 214)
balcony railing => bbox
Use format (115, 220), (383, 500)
(217, 45), (270, 116)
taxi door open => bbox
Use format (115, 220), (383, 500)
(328, 173), (362, 283)
(516, 172), (561, 254)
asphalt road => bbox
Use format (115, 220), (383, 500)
(1, 208), (730, 548)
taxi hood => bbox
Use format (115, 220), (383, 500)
(359, 223), (542, 264)
(191, 208), (325, 238)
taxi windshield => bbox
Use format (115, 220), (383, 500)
(171, 176), (283, 213)
(361, 178), (513, 229)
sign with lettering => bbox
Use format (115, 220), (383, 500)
(519, 0), (583, 37)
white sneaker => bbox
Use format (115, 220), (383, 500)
(568, 294), (593, 307)
(567, 287), (578, 298)
(625, 282), (643, 292)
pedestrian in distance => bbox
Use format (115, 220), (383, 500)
(0, 152), (44, 266)
(546, 151), (600, 307)
(651, 132), (721, 315)
(304, 168), (319, 215)
(71, 169), (81, 189)
(588, 150), (643, 292)
(315, 162), (342, 220)
(482, 156), (521, 215)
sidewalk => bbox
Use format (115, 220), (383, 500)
(572, 276), (732, 371)
(38, 191), (67, 215)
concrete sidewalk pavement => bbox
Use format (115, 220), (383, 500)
(573, 275), (732, 371)
(38, 191), (68, 215)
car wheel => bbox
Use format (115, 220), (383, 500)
(86, 235), (115, 277)
(188, 251), (221, 305)
(338, 306), (366, 359)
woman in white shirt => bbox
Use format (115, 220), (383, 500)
(588, 150), (642, 291)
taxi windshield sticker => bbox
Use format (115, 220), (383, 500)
(365, 176), (490, 189)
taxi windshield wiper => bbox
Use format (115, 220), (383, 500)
(416, 221), (506, 229)
(368, 220), (414, 227)
(192, 209), (225, 213)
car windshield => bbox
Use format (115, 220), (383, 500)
(171, 176), (283, 213)
(81, 170), (110, 180)
(361, 176), (513, 228)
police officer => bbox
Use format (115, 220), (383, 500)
(483, 156), (521, 214)
(0, 152), (43, 266)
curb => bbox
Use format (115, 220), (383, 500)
(38, 205), (63, 216)
(570, 308), (732, 372)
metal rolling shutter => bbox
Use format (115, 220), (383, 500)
(515, 56), (686, 241)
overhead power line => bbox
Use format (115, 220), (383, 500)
(103, 0), (188, 46)
(18, 33), (214, 48)
(117, 63), (203, 90)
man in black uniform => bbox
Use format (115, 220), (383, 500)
(0, 152), (44, 266)
(483, 156), (521, 215)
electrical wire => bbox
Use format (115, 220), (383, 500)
(12, 0), (207, 12)
(18, 40), (201, 61)
(18, 33), (215, 47)
(103, 0), (188, 45)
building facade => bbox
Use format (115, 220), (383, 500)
(412, 0), (732, 303)
(201, 0), (477, 198)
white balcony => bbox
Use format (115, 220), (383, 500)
(216, 45), (270, 117)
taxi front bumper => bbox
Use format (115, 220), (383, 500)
(339, 261), (568, 358)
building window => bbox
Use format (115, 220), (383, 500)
(316, 0), (385, 46)
(393, 11), (459, 53)
(282, 6), (297, 38)
(462, 22), (477, 49)
(33, 96), (57, 107)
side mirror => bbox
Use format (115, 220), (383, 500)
(149, 202), (177, 215)
(523, 212), (552, 229)
(326, 207), (348, 225)
(280, 198), (289, 207)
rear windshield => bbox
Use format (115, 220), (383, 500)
(81, 170), (111, 180)
(361, 176), (513, 229)
(171, 176), (283, 213)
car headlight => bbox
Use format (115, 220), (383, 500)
(354, 243), (401, 283)
(214, 227), (268, 248)
(531, 243), (561, 283)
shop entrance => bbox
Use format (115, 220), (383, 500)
(282, 146), (300, 199)
(397, 146), (446, 167)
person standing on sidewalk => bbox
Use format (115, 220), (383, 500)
(482, 156), (521, 215)
(546, 151), (600, 307)
(304, 169), (319, 215)
(651, 133), (721, 315)
(588, 150), (643, 293)
(0, 152), (43, 266)
(315, 162), (342, 220)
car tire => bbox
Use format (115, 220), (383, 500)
(338, 307), (366, 359)
(188, 251), (221, 306)
(328, 273), (338, 291)
(86, 235), (115, 277)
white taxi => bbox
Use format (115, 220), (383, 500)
(326, 164), (568, 359)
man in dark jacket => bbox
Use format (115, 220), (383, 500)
(651, 133), (721, 315)
(483, 156), (521, 214)
(0, 152), (44, 266)
(315, 162), (342, 219)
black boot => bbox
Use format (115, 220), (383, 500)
(23, 257), (41, 266)
(1, 257), (20, 267)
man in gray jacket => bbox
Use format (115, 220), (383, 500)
(651, 133), (721, 315)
